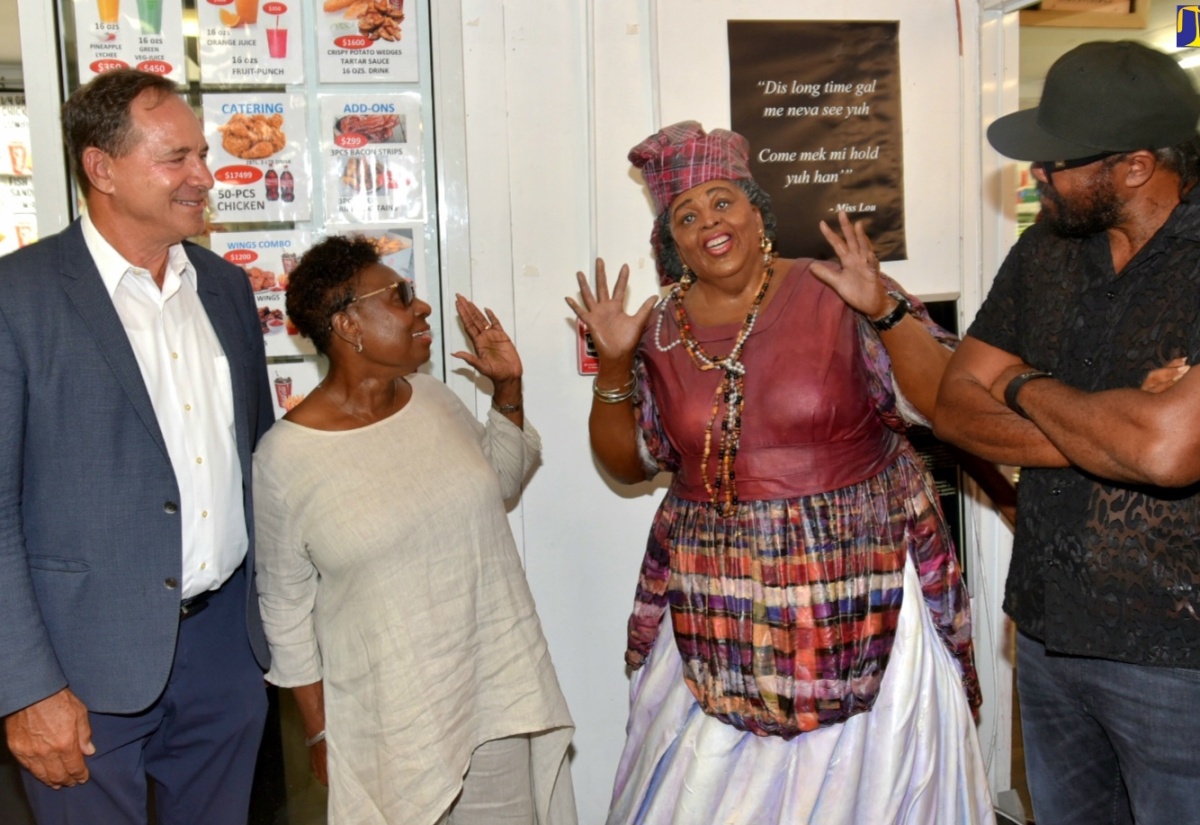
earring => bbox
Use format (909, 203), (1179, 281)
(759, 231), (774, 265)
(680, 263), (693, 285)
(355, 340), (364, 353)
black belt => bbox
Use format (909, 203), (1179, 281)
(180, 588), (217, 620)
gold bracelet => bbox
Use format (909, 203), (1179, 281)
(491, 399), (523, 414)
(593, 374), (636, 404)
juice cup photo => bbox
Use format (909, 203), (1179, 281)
(15, 224), (36, 248)
(235, 0), (259, 25)
(97, 0), (120, 24)
(8, 143), (30, 176)
(267, 27), (288, 58)
(136, 0), (162, 33)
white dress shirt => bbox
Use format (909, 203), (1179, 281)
(83, 214), (247, 599)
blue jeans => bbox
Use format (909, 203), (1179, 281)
(1017, 631), (1200, 825)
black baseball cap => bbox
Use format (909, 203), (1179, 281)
(987, 41), (1200, 162)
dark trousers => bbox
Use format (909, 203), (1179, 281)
(21, 567), (267, 825)
(1017, 630), (1200, 825)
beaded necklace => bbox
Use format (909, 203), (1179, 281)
(654, 259), (775, 516)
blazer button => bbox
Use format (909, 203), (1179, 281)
(164, 501), (178, 514)
(165, 577), (179, 590)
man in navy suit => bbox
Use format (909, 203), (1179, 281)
(0, 69), (274, 823)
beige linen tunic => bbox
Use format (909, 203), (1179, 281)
(254, 373), (575, 824)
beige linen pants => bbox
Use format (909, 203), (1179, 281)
(436, 735), (535, 825)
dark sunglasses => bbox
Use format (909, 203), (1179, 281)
(347, 279), (415, 308)
(1034, 151), (1124, 174)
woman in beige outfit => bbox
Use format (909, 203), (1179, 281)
(253, 234), (576, 824)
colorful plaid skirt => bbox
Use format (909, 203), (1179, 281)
(625, 445), (980, 739)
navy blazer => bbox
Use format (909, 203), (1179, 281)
(0, 221), (274, 716)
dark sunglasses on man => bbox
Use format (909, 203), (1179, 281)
(1034, 150), (1125, 175)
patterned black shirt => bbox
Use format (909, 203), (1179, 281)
(969, 199), (1200, 666)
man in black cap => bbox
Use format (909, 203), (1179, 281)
(935, 40), (1200, 824)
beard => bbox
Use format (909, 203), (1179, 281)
(1037, 165), (1123, 238)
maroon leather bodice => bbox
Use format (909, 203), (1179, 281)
(640, 260), (901, 501)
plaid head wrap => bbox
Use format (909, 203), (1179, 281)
(629, 121), (753, 214)
(628, 121), (754, 284)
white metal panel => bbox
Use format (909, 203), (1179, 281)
(16, 0), (70, 234)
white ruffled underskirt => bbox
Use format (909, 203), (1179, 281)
(607, 555), (996, 825)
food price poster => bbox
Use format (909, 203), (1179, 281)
(728, 21), (906, 261)
(320, 93), (424, 225)
(203, 93), (312, 223)
(0, 178), (37, 255)
(210, 230), (315, 357)
(343, 226), (426, 299)
(265, 358), (323, 420)
(72, 0), (186, 83)
(316, 0), (418, 83)
(0, 94), (36, 255)
(0, 94), (31, 178)
(198, 0), (305, 86)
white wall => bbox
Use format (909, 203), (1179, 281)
(452, 2), (1004, 820)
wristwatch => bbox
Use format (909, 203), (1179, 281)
(870, 291), (911, 332)
(1003, 370), (1053, 419)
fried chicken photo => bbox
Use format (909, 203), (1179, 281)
(219, 113), (287, 160)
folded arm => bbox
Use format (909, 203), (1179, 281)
(933, 335), (1069, 467)
(992, 359), (1200, 487)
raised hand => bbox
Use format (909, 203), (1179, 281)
(451, 294), (522, 385)
(809, 210), (892, 319)
(565, 258), (658, 364)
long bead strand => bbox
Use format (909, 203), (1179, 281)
(655, 259), (774, 516)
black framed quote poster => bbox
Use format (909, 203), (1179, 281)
(728, 20), (906, 261)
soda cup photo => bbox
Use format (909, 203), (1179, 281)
(274, 374), (292, 408)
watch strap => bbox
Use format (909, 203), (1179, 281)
(871, 291), (910, 332)
(1003, 370), (1053, 419)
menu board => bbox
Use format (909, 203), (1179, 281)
(265, 357), (323, 419)
(72, 0), (187, 83)
(345, 226), (425, 297)
(0, 179), (37, 255)
(316, 0), (418, 83)
(210, 230), (315, 357)
(198, 0), (305, 86)
(0, 95), (31, 178)
(0, 94), (36, 256)
(321, 93), (424, 225)
(203, 93), (312, 223)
